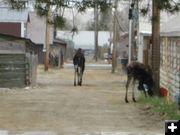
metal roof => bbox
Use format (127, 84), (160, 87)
(0, 7), (29, 22)
(53, 38), (67, 46)
(0, 33), (36, 46)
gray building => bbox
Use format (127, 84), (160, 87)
(27, 12), (54, 64)
(27, 12), (54, 47)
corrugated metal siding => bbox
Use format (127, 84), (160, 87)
(0, 22), (21, 37)
(160, 37), (180, 98)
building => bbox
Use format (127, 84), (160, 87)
(160, 14), (180, 100)
(136, 13), (180, 101)
(0, 33), (38, 88)
(58, 31), (111, 50)
(27, 11), (69, 66)
(0, 7), (29, 37)
(49, 39), (67, 68)
(27, 12), (53, 64)
(27, 12), (54, 48)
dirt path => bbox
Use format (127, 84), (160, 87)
(0, 65), (164, 134)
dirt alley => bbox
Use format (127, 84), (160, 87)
(0, 65), (164, 134)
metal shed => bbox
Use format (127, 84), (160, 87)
(0, 33), (38, 88)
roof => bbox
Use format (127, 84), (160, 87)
(161, 13), (180, 37)
(53, 38), (67, 46)
(0, 33), (36, 46)
(0, 7), (29, 22)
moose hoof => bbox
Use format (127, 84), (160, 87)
(125, 99), (129, 103)
(133, 98), (137, 102)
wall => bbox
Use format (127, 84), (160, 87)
(0, 39), (26, 54)
(49, 43), (66, 68)
(0, 54), (26, 87)
(27, 12), (54, 47)
(35, 44), (44, 64)
(160, 37), (180, 98)
(0, 22), (21, 37)
(0, 36), (37, 88)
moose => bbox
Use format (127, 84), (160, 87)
(125, 61), (154, 103)
(73, 48), (85, 86)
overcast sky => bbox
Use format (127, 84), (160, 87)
(57, 31), (111, 49)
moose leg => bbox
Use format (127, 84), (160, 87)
(79, 73), (82, 86)
(74, 72), (76, 86)
(143, 90), (147, 97)
(77, 67), (81, 85)
(74, 67), (77, 86)
(132, 79), (136, 102)
(79, 70), (83, 86)
(125, 76), (131, 103)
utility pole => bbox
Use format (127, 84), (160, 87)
(128, 0), (133, 63)
(133, 0), (139, 61)
(152, 0), (160, 95)
(44, 3), (51, 71)
(94, 0), (99, 61)
(111, 0), (118, 73)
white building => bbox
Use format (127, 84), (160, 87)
(0, 7), (29, 37)
(27, 12), (54, 46)
(57, 31), (111, 49)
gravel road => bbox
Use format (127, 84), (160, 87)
(0, 65), (164, 135)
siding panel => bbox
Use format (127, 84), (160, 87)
(0, 22), (21, 37)
(0, 54), (26, 88)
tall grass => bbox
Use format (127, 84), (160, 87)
(139, 95), (180, 119)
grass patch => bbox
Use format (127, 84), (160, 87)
(139, 95), (180, 119)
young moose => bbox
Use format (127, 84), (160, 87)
(73, 48), (85, 86)
(125, 61), (154, 103)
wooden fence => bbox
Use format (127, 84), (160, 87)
(160, 37), (180, 98)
